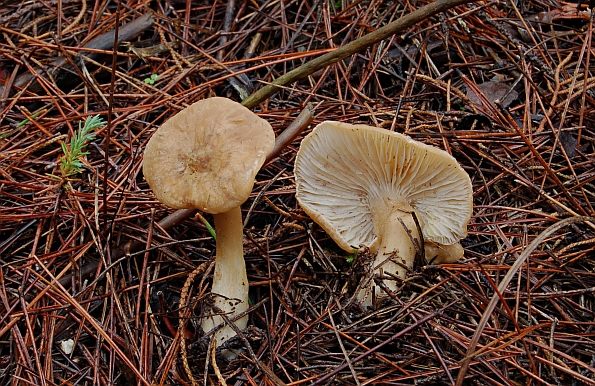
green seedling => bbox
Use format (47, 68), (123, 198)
(144, 74), (159, 85)
(346, 248), (358, 264)
(60, 115), (105, 177)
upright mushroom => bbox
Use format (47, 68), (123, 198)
(142, 97), (274, 346)
(294, 121), (472, 307)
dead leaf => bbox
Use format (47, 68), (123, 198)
(559, 130), (577, 158)
(467, 81), (518, 108)
(535, 3), (592, 23)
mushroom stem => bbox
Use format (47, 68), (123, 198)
(201, 206), (249, 346)
(359, 206), (420, 307)
(425, 241), (464, 264)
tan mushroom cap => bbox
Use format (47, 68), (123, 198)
(294, 121), (473, 251)
(143, 97), (274, 213)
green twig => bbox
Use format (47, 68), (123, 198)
(241, 0), (477, 109)
(196, 212), (217, 240)
(17, 109), (45, 128)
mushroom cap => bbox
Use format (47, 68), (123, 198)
(294, 121), (473, 251)
(143, 97), (274, 213)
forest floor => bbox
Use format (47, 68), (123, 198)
(1, 0), (595, 385)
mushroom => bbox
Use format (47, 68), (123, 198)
(142, 97), (274, 346)
(294, 121), (472, 307)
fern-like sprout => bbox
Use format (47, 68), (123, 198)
(60, 115), (105, 177)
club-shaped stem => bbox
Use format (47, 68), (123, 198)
(201, 206), (249, 346)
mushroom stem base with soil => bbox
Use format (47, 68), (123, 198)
(201, 206), (249, 347)
(358, 204), (420, 308)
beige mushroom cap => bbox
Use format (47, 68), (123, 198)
(143, 97), (274, 213)
(294, 121), (473, 251)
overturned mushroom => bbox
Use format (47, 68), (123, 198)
(143, 97), (274, 346)
(294, 121), (472, 307)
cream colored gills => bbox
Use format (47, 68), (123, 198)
(294, 121), (473, 308)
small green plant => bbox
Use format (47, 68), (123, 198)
(60, 115), (105, 177)
(144, 74), (159, 85)
(346, 248), (358, 264)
